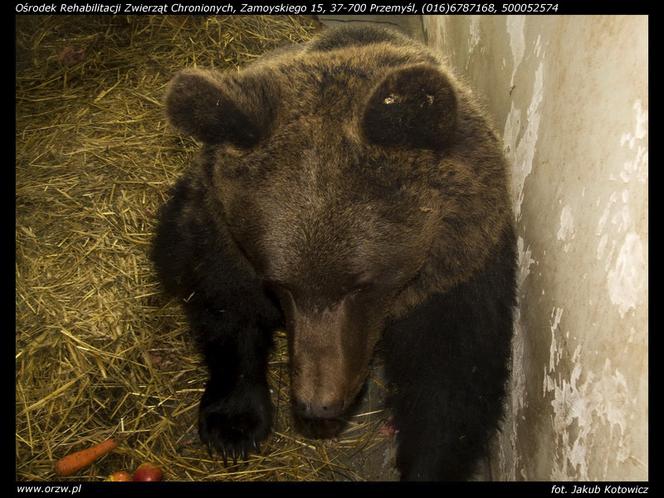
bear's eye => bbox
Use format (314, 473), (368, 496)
(350, 282), (373, 295)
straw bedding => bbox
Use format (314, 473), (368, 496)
(16, 15), (397, 481)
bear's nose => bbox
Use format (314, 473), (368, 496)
(294, 397), (345, 419)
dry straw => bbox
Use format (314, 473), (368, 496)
(16, 15), (396, 481)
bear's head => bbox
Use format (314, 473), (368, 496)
(165, 38), (509, 422)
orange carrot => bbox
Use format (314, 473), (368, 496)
(54, 438), (118, 477)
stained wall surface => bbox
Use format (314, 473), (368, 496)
(422, 15), (648, 480)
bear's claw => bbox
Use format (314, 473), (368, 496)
(198, 381), (272, 464)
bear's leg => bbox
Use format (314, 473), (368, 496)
(186, 302), (275, 464)
(382, 229), (516, 481)
(151, 176), (282, 463)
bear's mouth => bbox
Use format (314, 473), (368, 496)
(290, 378), (370, 440)
(292, 415), (346, 440)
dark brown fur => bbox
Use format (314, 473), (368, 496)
(153, 25), (515, 480)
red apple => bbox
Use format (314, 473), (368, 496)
(132, 462), (163, 482)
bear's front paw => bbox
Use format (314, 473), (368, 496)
(198, 380), (273, 465)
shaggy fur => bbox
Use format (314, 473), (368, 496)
(152, 25), (516, 480)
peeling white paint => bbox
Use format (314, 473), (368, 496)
(607, 232), (646, 318)
(516, 236), (535, 288)
(596, 191), (623, 265)
(619, 101), (648, 185)
(612, 204), (632, 233)
(506, 15), (526, 86)
(593, 98), (648, 323)
(511, 308), (527, 412)
(597, 191), (618, 235)
(549, 357), (633, 480)
(502, 102), (520, 157)
(468, 16), (481, 53)
(511, 238), (533, 415)
(557, 205), (575, 252)
(547, 307), (564, 373)
(534, 34), (543, 57)
(620, 100), (647, 148)
(504, 61), (544, 220)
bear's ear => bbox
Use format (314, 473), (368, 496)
(165, 68), (277, 147)
(361, 64), (457, 150)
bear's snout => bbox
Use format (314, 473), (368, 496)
(293, 394), (346, 419)
(290, 355), (354, 420)
(287, 296), (375, 422)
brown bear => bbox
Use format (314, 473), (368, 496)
(152, 25), (516, 481)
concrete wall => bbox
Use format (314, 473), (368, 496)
(422, 16), (648, 480)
